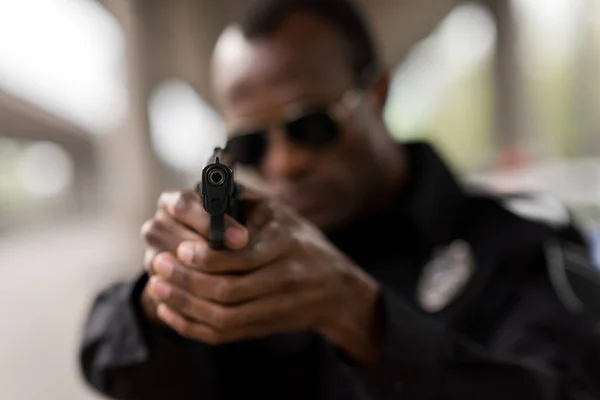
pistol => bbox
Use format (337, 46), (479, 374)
(196, 147), (245, 250)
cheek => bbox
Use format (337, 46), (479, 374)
(322, 140), (367, 202)
(336, 121), (373, 175)
(333, 119), (380, 193)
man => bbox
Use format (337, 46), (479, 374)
(79, 0), (600, 399)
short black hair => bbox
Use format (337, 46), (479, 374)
(230, 0), (379, 87)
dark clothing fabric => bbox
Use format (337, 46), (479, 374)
(79, 142), (600, 399)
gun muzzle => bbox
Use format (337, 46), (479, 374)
(197, 148), (240, 249)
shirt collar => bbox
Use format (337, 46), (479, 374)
(325, 141), (467, 261)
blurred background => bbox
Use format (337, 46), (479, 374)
(0, 0), (599, 398)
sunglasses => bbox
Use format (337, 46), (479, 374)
(224, 88), (364, 167)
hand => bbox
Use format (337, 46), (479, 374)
(139, 190), (249, 323)
(146, 198), (383, 364)
(140, 190), (249, 272)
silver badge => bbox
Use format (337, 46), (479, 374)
(416, 240), (475, 313)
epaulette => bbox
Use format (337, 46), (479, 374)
(499, 191), (571, 229)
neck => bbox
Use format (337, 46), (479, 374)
(359, 137), (407, 220)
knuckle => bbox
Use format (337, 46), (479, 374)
(155, 251), (173, 265)
(266, 218), (281, 233)
(142, 228), (161, 246)
(203, 330), (224, 346)
(282, 274), (301, 292)
(262, 220), (288, 248)
(175, 320), (194, 339)
(210, 306), (233, 329)
(157, 191), (173, 209)
(266, 199), (280, 215)
(141, 215), (172, 244)
(176, 291), (192, 313)
(178, 267), (192, 290)
(140, 219), (154, 239)
(214, 278), (236, 303)
(180, 241), (199, 265)
(192, 242), (211, 268)
(152, 212), (170, 230)
(204, 330), (225, 346)
(143, 250), (156, 272)
(172, 191), (195, 218)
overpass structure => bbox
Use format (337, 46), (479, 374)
(1, 0), (546, 232)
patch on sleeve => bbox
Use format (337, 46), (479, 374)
(501, 193), (571, 228)
(416, 240), (476, 313)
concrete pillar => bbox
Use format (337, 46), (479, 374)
(574, 0), (600, 156)
(97, 0), (170, 251)
(486, 0), (532, 169)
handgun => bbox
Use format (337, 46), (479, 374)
(196, 147), (245, 250)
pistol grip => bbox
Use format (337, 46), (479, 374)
(209, 214), (227, 250)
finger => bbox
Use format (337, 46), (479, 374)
(142, 210), (200, 247)
(153, 252), (212, 295)
(141, 212), (201, 273)
(148, 275), (313, 330)
(154, 253), (243, 303)
(156, 304), (209, 341)
(177, 218), (292, 273)
(158, 190), (207, 234)
(156, 304), (243, 345)
(158, 190), (248, 249)
(144, 249), (157, 273)
(154, 253), (296, 304)
(156, 303), (311, 345)
(151, 251), (183, 277)
(148, 275), (235, 327)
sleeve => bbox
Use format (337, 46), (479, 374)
(354, 246), (600, 400)
(79, 272), (221, 399)
(78, 273), (341, 400)
(355, 284), (600, 400)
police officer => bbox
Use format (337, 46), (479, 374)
(79, 0), (600, 399)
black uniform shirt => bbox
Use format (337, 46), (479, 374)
(79, 142), (600, 400)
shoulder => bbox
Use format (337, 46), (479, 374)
(465, 187), (600, 324)
(453, 188), (566, 261)
(461, 187), (574, 244)
(494, 191), (571, 229)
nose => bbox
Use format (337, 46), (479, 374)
(261, 127), (313, 179)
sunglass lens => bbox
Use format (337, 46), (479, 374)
(286, 111), (339, 148)
(225, 132), (266, 166)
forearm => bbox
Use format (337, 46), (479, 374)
(79, 273), (219, 399)
(80, 273), (330, 400)
(340, 285), (598, 400)
(318, 269), (384, 365)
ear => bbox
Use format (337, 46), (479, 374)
(371, 70), (390, 113)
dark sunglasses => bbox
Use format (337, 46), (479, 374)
(224, 88), (364, 167)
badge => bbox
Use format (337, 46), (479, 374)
(416, 240), (476, 313)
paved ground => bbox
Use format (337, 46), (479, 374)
(0, 216), (142, 400)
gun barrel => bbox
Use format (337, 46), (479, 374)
(197, 146), (242, 249)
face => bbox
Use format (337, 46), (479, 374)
(211, 13), (393, 231)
